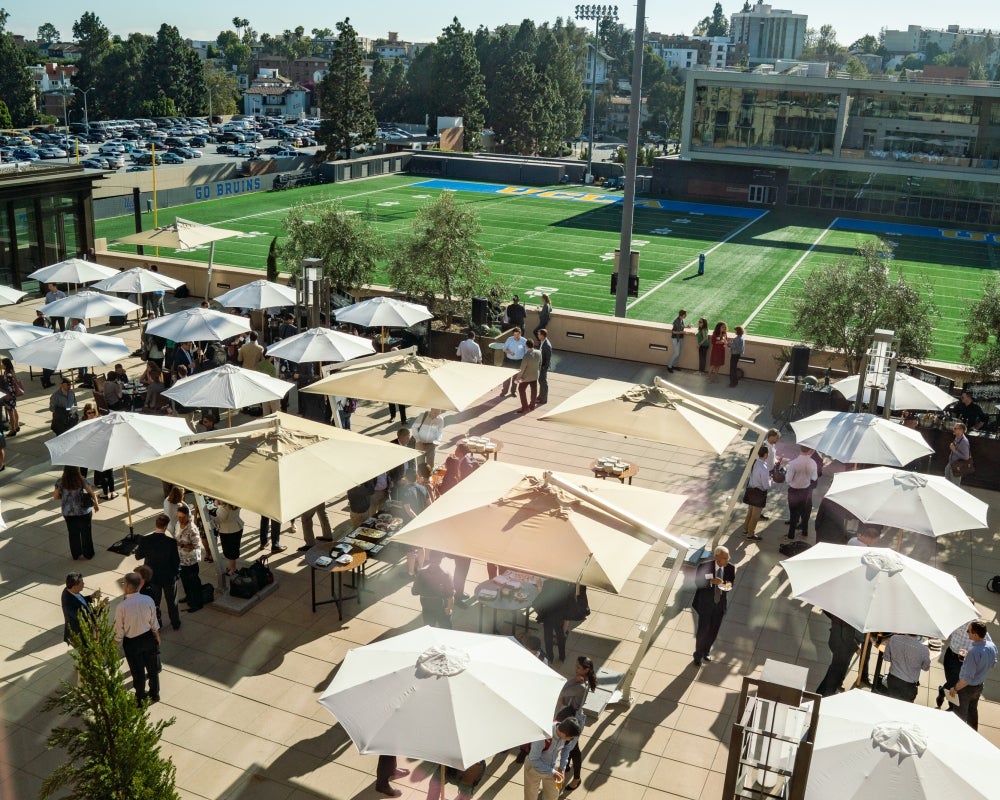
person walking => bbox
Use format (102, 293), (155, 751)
(537, 329), (552, 405)
(412, 408), (445, 469)
(708, 322), (728, 382)
(667, 309), (687, 373)
(692, 546), (735, 666)
(374, 754), (410, 797)
(784, 445), (818, 540)
(728, 325), (746, 387)
(135, 513), (182, 630)
(695, 318), (710, 373)
(948, 619), (998, 730)
(533, 294), (552, 339)
(175, 504), (204, 612)
(53, 465), (99, 560)
(113, 572), (161, 704)
(516, 339), (542, 413)
(742, 445), (771, 541)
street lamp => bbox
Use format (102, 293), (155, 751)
(73, 86), (95, 130)
(575, 4), (618, 184)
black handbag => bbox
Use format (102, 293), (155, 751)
(79, 489), (94, 509)
(951, 458), (975, 477)
(742, 486), (767, 508)
(229, 570), (257, 599)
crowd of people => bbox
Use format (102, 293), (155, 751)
(667, 309), (747, 388)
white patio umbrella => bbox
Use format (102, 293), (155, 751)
(318, 626), (565, 794)
(89, 267), (185, 295)
(825, 467), (989, 538)
(780, 543), (977, 638)
(9, 330), (130, 371)
(831, 374), (955, 411)
(334, 296), (433, 330)
(45, 412), (192, 534)
(0, 320), (52, 351)
(265, 327), (375, 363)
(0, 285), (27, 306)
(28, 258), (118, 285)
(791, 411), (933, 467)
(214, 279), (297, 310)
(41, 290), (141, 322)
(162, 364), (291, 425)
(806, 690), (1000, 800)
(145, 307), (250, 343)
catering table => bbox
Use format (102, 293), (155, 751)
(589, 458), (639, 485)
(303, 545), (366, 618)
(120, 380), (147, 411)
(474, 571), (541, 635)
(337, 514), (404, 561)
(461, 436), (503, 462)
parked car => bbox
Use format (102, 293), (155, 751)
(159, 152), (185, 164)
(189, 136), (208, 147)
(175, 147), (201, 159)
(81, 158), (108, 169)
(216, 131), (246, 144)
(11, 148), (39, 161)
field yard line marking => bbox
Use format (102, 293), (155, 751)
(627, 210), (770, 310)
(741, 217), (839, 330)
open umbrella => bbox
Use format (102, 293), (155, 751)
(265, 327), (375, 363)
(393, 461), (685, 593)
(334, 296), (433, 330)
(780, 543), (977, 638)
(41, 290), (141, 322)
(806, 690), (1000, 800)
(831, 374), (955, 411)
(318, 626), (565, 774)
(790, 411), (933, 467)
(28, 258), (118, 285)
(161, 363), (291, 425)
(540, 377), (751, 454)
(214, 279), (297, 310)
(825, 467), (989, 538)
(145, 307), (250, 343)
(0, 321), (52, 351)
(45, 412), (192, 534)
(89, 267), (185, 295)
(303, 350), (515, 412)
(10, 330), (130, 371)
(0, 286), (27, 306)
(133, 412), (417, 521)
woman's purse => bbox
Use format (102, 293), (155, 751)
(80, 489), (95, 509)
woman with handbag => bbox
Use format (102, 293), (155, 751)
(175, 504), (204, 612)
(743, 445), (772, 541)
(555, 656), (598, 790)
(53, 466), (100, 560)
(1, 358), (21, 436)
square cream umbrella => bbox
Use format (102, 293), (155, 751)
(133, 412), (418, 522)
(393, 461), (686, 593)
(303, 350), (516, 412)
(806, 690), (1000, 800)
(145, 307), (250, 343)
(28, 258), (118, 285)
(790, 411), (933, 467)
(830, 373), (955, 411)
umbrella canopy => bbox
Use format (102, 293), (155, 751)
(265, 327), (375, 363)
(540, 378), (750, 453)
(831, 374), (955, 411)
(780, 542), (977, 637)
(162, 364), (291, 410)
(318, 626), (565, 770)
(790, 411), (933, 467)
(0, 285), (27, 306)
(393, 461), (685, 593)
(806, 690), (1000, 800)
(133, 412), (417, 521)
(0, 320), (52, 351)
(89, 267), (184, 295)
(825, 467), (989, 538)
(116, 217), (240, 250)
(303, 352), (515, 412)
(45, 411), (192, 470)
(28, 258), (118, 285)
(10, 330), (130, 371)
(334, 296), (433, 329)
(145, 308), (250, 343)
(214, 279), (297, 310)
(41, 290), (141, 321)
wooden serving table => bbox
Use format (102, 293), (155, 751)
(303, 546), (366, 618)
(589, 459), (639, 485)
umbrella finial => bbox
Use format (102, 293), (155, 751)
(871, 721), (928, 758)
(416, 645), (470, 678)
(861, 551), (905, 575)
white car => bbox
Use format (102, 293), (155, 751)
(98, 142), (125, 155)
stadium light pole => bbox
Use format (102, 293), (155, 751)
(73, 86), (94, 130)
(575, 5), (618, 185)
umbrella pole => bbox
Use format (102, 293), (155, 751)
(855, 632), (871, 688)
(440, 763), (446, 800)
(122, 466), (135, 536)
(227, 408), (232, 428)
(205, 242), (216, 301)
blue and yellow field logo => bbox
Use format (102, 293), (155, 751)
(941, 229), (1000, 243)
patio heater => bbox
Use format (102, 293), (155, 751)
(722, 660), (821, 800)
(297, 257), (330, 331)
(855, 328), (899, 417)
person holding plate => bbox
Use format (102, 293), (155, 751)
(692, 546), (735, 666)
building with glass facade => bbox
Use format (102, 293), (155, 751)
(0, 163), (102, 289)
(663, 70), (1000, 225)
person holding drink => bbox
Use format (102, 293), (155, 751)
(523, 717), (580, 800)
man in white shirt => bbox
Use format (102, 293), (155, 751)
(501, 328), (527, 396)
(456, 330), (482, 363)
(784, 445), (818, 540)
(113, 572), (161, 704)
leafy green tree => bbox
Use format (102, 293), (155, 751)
(277, 201), (385, 294)
(849, 34), (881, 54)
(535, 23), (584, 142)
(962, 277), (1000, 376)
(844, 56), (869, 78)
(793, 240), (935, 372)
(0, 99), (12, 128)
(317, 18), (376, 160)
(0, 25), (34, 125)
(402, 43), (436, 124)
(389, 193), (497, 327)
(647, 80), (685, 135)
(71, 12), (112, 118)
(40, 605), (178, 800)
(37, 22), (60, 43)
(266, 236), (279, 283)
(203, 64), (240, 116)
(216, 30), (251, 72)
(693, 3), (729, 37)
(371, 57), (407, 121)
(141, 24), (204, 115)
(433, 18), (488, 150)
(95, 33), (152, 119)
(491, 51), (560, 154)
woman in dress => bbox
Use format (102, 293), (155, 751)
(695, 318), (710, 373)
(53, 465), (100, 560)
(80, 404), (117, 499)
(175, 504), (204, 612)
(556, 656), (599, 791)
(163, 484), (184, 534)
(1, 358), (20, 436)
(743, 445), (771, 541)
(709, 322), (728, 381)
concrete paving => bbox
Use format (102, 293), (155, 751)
(0, 293), (998, 800)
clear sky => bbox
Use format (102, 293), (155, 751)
(7, 1), (998, 51)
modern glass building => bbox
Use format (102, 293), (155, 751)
(0, 163), (102, 288)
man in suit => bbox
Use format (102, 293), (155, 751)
(135, 514), (182, 630)
(62, 572), (92, 644)
(537, 329), (552, 405)
(692, 546), (735, 666)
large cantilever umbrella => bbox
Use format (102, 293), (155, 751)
(41, 290), (141, 323)
(214, 279), (297, 310)
(133, 412), (416, 521)
(161, 363), (292, 425)
(831, 373), (955, 412)
(393, 461), (685, 593)
(0, 285), (27, 306)
(791, 411), (933, 467)
(540, 377), (752, 453)
(10, 330), (130, 371)
(28, 258), (118, 286)
(265, 327), (375, 364)
(45, 412), (192, 535)
(303, 350), (514, 412)
(806, 690), (1000, 800)
(116, 217), (241, 298)
(145, 307), (250, 343)
(0, 321), (52, 351)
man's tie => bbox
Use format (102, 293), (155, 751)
(713, 567), (722, 604)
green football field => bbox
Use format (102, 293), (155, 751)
(96, 175), (995, 363)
